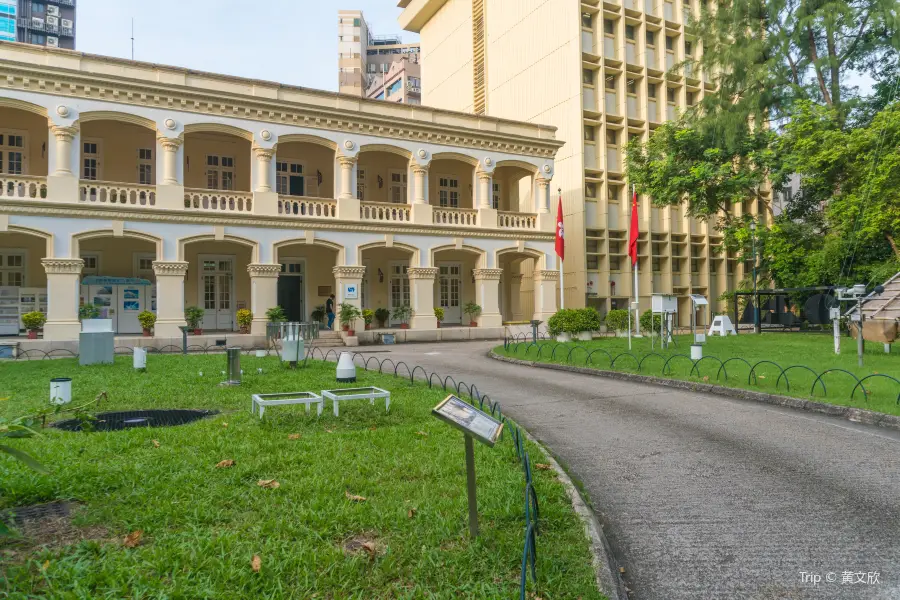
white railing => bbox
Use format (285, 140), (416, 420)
(184, 188), (253, 213)
(0, 175), (47, 200)
(360, 201), (410, 223)
(498, 212), (537, 230)
(433, 208), (478, 227)
(278, 196), (337, 219)
(80, 181), (156, 207)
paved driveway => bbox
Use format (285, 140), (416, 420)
(352, 341), (900, 600)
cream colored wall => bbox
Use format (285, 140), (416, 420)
(419, 0), (475, 112)
(80, 121), (156, 183)
(357, 151), (410, 204)
(360, 248), (413, 312)
(276, 143), (335, 198)
(1, 233), (47, 287)
(500, 255), (537, 321)
(0, 108), (49, 176)
(184, 133), (251, 191)
(432, 250), (479, 317)
(492, 166), (533, 212)
(276, 244), (339, 316)
(429, 159), (475, 209)
(79, 238), (156, 278)
(183, 242), (252, 309)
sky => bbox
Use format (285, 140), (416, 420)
(76, 0), (416, 92)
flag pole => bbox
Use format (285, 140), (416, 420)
(632, 184), (641, 337)
(557, 188), (564, 310)
(559, 256), (564, 309)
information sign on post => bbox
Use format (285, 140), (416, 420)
(432, 394), (504, 537)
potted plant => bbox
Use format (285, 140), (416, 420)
(137, 311), (157, 337)
(374, 307), (390, 328)
(362, 308), (375, 330)
(185, 306), (205, 335)
(339, 302), (361, 336)
(434, 307), (445, 328)
(547, 308), (577, 342)
(78, 304), (100, 320)
(21, 311), (45, 340)
(605, 309), (631, 337)
(266, 306), (287, 323)
(463, 302), (482, 327)
(575, 307), (602, 341)
(309, 305), (325, 325)
(236, 309), (253, 334)
(391, 304), (413, 329)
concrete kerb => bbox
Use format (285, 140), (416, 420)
(490, 351), (900, 433)
(519, 427), (627, 600)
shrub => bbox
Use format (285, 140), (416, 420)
(309, 305), (325, 323)
(21, 311), (46, 332)
(391, 304), (413, 324)
(374, 307), (391, 326)
(78, 304), (100, 320)
(434, 307), (445, 322)
(547, 309), (578, 335)
(184, 306), (205, 329)
(639, 310), (662, 333)
(362, 309), (375, 325)
(463, 302), (482, 321)
(137, 311), (157, 331)
(339, 303), (361, 327)
(575, 307), (602, 332)
(605, 309), (630, 332)
(236, 309), (253, 329)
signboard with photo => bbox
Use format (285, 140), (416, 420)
(432, 395), (503, 447)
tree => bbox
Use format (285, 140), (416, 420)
(625, 121), (782, 218)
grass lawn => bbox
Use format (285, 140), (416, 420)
(496, 333), (900, 415)
(0, 354), (603, 599)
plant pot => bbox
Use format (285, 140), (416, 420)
(142, 328), (152, 337)
(239, 326), (249, 334)
(400, 323), (410, 330)
(436, 322), (441, 328)
(469, 321), (478, 327)
(577, 331), (593, 341)
(365, 324), (371, 330)
(27, 330), (37, 340)
(193, 328), (202, 336)
(615, 330), (628, 338)
(556, 332), (572, 343)
(342, 324), (350, 332)
(346, 330), (355, 337)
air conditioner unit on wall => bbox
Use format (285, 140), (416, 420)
(46, 5), (59, 16)
(46, 36), (58, 47)
(61, 18), (72, 28)
(46, 15), (58, 26)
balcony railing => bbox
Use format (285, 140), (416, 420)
(498, 212), (537, 230)
(48, 0), (75, 5)
(278, 196), (337, 219)
(81, 181), (156, 206)
(434, 207), (477, 227)
(360, 201), (410, 223)
(1, 175), (47, 200)
(184, 188), (253, 213)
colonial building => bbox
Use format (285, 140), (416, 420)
(0, 42), (562, 344)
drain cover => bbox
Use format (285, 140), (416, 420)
(0, 501), (78, 527)
(52, 409), (218, 432)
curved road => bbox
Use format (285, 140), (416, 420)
(356, 340), (900, 600)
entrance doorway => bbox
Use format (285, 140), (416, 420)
(389, 262), (410, 326)
(199, 255), (235, 331)
(439, 263), (463, 324)
(277, 260), (306, 322)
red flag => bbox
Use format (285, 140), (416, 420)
(555, 196), (565, 261)
(628, 187), (639, 266)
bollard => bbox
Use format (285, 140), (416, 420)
(222, 347), (241, 386)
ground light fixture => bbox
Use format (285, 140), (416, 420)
(133, 347), (147, 371)
(336, 352), (356, 383)
(50, 377), (72, 405)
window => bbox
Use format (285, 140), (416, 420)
(82, 140), (100, 180)
(583, 68), (595, 85)
(492, 182), (501, 209)
(629, 133), (642, 144)
(625, 24), (636, 40)
(31, 2), (43, 12)
(206, 155), (234, 191)
(581, 12), (592, 28)
(276, 161), (304, 196)
(138, 148), (152, 185)
(585, 183), (597, 198)
(691, 258), (700, 273)
(606, 130), (618, 145)
(686, 91), (695, 106)
(80, 253), (100, 276)
(653, 256), (662, 272)
(30, 33), (45, 44)
(685, 40), (693, 55)
(0, 133), (25, 175)
(135, 254), (155, 278)
(357, 168), (366, 201)
(648, 83), (657, 97)
(608, 185), (620, 202)
(389, 169), (407, 204)
(627, 80), (637, 95)
(0, 251), (25, 286)
(605, 76), (616, 91)
(646, 31), (655, 45)
(386, 78), (403, 96)
(610, 256), (621, 271)
(665, 36), (674, 51)
(604, 20), (614, 35)
(584, 126), (596, 141)
(438, 176), (459, 207)
(667, 88), (676, 103)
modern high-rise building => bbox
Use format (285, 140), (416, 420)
(0, 0), (75, 49)
(399, 0), (771, 325)
(339, 10), (421, 104)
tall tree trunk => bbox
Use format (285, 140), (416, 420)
(887, 233), (900, 261)
(825, 22), (841, 122)
(807, 27), (833, 106)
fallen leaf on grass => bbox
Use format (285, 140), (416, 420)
(407, 508), (417, 519)
(251, 554), (262, 573)
(215, 459), (235, 468)
(369, 426), (377, 431)
(288, 433), (301, 440)
(758, 375), (766, 379)
(257, 479), (280, 489)
(42, 560), (49, 571)
(123, 530), (143, 548)
(222, 422), (229, 428)
(361, 541), (376, 559)
(325, 428), (334, 434)
(415, 431), (428, 437)
(345, 491), (367, 502)
(534, 464), (552, 471)
(151, 440), (160, 448)
(702, 376), (710, 383)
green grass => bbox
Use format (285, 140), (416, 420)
(496, 333), (900, 415)
(0, 355), (603, 599)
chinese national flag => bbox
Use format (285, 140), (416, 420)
(555, 196), (565, 261)
(628, 187), (639, 266)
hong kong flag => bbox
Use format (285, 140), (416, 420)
(555, 195), (564, 261)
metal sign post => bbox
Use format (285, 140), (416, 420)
(432, 395), (504, 538)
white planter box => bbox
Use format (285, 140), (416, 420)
(556, 333), (572, 343)
(577, 331), (593, 341)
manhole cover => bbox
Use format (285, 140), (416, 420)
(0, 501), (78, 527)
(52, 409), (218, 432)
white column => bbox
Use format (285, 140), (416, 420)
(50, 125), (78, 175)
(478, 170), (492, 209)
(248, 263), (280, 336)
(338, 155), (357, 200)
(474, 268), (503, 328)
(42, 258), (83, 341)
(533, 268), (560, 321)
(333, 265), (366, 333)
(254, 147), (275, 193)
(156, 136), (184, 210)
(408, 267), (439, 329)
(536, 177), (551, 213)
(158, 136), (183, 185)
(152, 261), (189, 338)
(48, 124), (79, 203)
(412, 164), (428, 204)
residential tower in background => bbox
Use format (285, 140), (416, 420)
(0, 0), (75, 49)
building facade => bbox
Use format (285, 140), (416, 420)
(400, 0), (770, 325)
(339, 10), (422, 104)
(1, 0), (76, 49)
(0, 42), (562, 343)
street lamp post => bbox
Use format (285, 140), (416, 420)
(750, 222), (759, 334)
